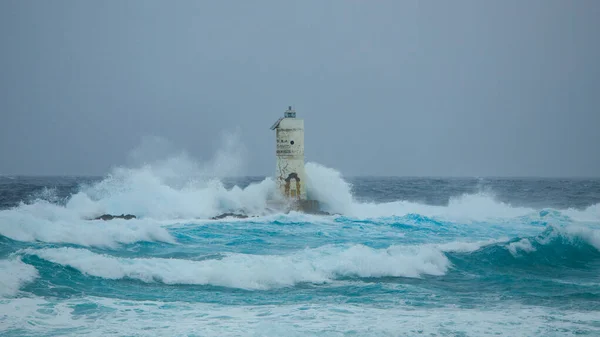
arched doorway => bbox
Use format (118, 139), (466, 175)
(284, 172), (301, 199)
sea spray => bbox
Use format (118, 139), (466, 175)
(2, 173), (600, 336)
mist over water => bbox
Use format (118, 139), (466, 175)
(1, 140), (599, 336)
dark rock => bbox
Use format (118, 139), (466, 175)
(308, 210), (332, 216)
(92, 210), (332, 221)
(210, 210), (333, 220)
(210, 213), (250, 220)
(94, 214), (137, 221)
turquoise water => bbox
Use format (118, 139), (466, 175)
(1, 165), (599, 336)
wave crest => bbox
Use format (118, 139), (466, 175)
(0, 258), (39, 297)
(452, 225), (600, 270)
(1, 150), (598, 251)
(22, 244), (450, 290)
(0, 200), (175, 248)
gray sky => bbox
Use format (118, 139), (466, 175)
(1, 0), (599, 177)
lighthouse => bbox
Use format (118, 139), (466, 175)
(270, 106), (320, 212)
(270, 106), (307, 200)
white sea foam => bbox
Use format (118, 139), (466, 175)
(1, 297), (598, 337)
(304, 163), (558, 222)
(555, 224), (600, 250)
(0, 200), (175, 248)
(2, 145), (598, 252)
(305, 163), (600, 223)
(507, 238), (537, 256)
(504, 224), (600, 254)
(562, 203), (600, 222)
(0, 258), (39, 297)
(350, 193), (539, 222)
(0, 136), (271, 246)
(22, 244), (450, 289)
(305, 162), (354, 215)
(70, 168), (278, 220)
(435, 238), (508, 253)
(70, 132), (269, 220)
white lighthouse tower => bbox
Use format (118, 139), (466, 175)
(269, 106), (321, 213)
(270, 106), (307, 201)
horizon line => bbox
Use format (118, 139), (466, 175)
(1, 174), (599, 179)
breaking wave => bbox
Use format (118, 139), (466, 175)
(0, 258), (39, 297)
(1, 142), (599, 250)
(2, 138), (599, 336)
(0, 200), (175, 248)
(448, 225), (600, 273)
(15, 224), (600, 292)
(5, 160), (599, 222)
(21, 244), (451, 290)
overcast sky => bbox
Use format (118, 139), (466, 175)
(1, 0), (599, 177)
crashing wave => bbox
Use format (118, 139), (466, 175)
(0, 258), (39, 297)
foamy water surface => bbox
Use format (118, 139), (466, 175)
(1, 161), (599, 336)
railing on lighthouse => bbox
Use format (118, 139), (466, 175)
(284, 106), (296, 118)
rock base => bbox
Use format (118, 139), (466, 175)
(94, 214), (137, 221)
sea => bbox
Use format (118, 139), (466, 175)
(1, 162), (599, 336)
